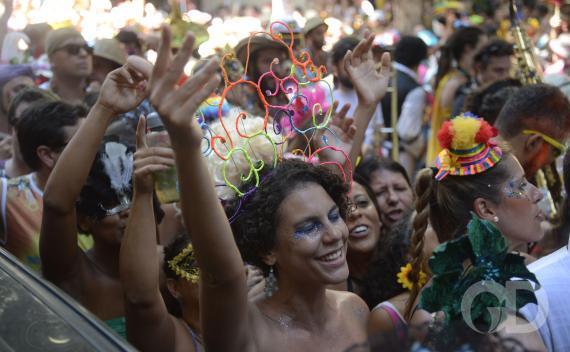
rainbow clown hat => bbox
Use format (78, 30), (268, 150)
(435, 113), (502, 181)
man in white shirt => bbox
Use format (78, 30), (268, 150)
(520, 238), (570, 351)
(520, 153), (570, 351)
(381, 36), (428, 176)
(331, 37), (384, 153)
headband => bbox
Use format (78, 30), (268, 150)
(168, 243), (200, 283)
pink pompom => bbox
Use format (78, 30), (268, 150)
(281, 82), (331, 134)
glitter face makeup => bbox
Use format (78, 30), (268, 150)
(293, 207), (342, 240)
(503, 177), (530, 200)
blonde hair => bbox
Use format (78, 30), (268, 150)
(206, 109), (285, 200)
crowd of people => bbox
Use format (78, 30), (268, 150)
(3, 0), (570, 351)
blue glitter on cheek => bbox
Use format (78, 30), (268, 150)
(504, 180), (527, 199)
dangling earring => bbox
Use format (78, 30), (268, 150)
(493, 216), (500, 223)
(264, 266), (278, 298)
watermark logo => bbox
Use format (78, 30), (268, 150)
(460, 281), (549, 334)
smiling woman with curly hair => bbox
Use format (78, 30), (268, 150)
(226, 159), (351, 276)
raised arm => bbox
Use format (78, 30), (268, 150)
(143, 27), (250, 351)
(120, 116), (178, 351)
(311, 101), (356, 175)
(41, 62), (148, 282)
(345, 34), (391, 165)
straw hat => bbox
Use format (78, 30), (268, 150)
(303, 17), (328, 37)
(234, 34), (287, 67)
(45, 27), (84, 56)
(93, 39), (127, 66)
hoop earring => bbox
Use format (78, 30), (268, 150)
(264, 266), (278, 298)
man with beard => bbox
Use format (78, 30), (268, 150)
(332, 37), (384, 150)
(234, 35), (290, 116)
(43, 28), (92, 105)
(91, 39), (127, 87)
(303, 17), (329, 70)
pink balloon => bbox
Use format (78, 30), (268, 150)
(281, 82), (331, 134)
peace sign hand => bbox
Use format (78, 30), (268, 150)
(131, 26), (221, 148)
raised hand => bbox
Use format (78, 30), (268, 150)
(344, 33), (391, 106)
(133, 116), (175, 195)
(314, 101), (354, 152)
(246, 265), (265, 302)
(328, 102), (355, 146)
(96, 59), (149, 115)
(313, 102), (355, 167)
(141, 26), (221, 147)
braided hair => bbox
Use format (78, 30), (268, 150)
(404, 150), (513, 319)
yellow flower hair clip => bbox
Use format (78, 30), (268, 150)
(397, 262), (427, 291)
(168, 243), (200, 284)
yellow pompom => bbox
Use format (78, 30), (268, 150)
(450, 116), (482, 151)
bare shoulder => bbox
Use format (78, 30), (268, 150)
(440, 75), (467, 108)
(327, 289), (369, 322)
(368, 307), (394, 334)
(171, 317), (199, 352)
(445, 74), (468, 90)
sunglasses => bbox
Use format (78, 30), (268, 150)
(57, 43), (93, 56)
(97, 196), (131, 219)
(522, 129), (567, 158)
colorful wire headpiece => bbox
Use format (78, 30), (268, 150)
(205, 21), (352, 206)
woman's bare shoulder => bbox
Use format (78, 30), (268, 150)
(327, 289), (370, 321)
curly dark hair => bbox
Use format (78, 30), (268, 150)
(226, 159), (350, 275)
(359, 213), (412, 309)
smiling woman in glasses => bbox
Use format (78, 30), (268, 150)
(43, 27), (92, 105)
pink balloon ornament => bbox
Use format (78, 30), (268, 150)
(281, 81), (331, 135)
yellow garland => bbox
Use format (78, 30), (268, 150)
(397, 263), (427, 291)
(168, 243), (200, 284)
